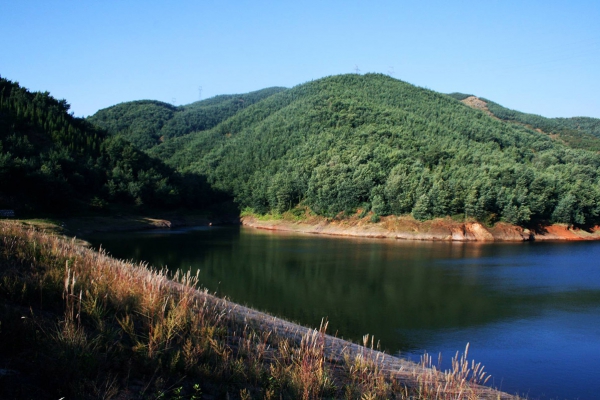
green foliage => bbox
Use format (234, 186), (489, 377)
(412, 194), (432, 221)
(479, 98), (600, 151)
(446, 92), (474, 101)
(88, 87), (287, 150)
(555, 116), (600, 138)
(146, 73), (600, 227)
(0, 76), (225, 214)
(23, 72), (600, 227)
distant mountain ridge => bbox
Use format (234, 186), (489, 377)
(88, 87), (287, 150)
(448, 92), (600, 151)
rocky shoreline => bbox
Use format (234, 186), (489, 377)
(241, 214), (600, 242)
(31, 212), (600, 242)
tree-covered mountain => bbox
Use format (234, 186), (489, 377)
(448, 92), (600, 151)
(142, 73), (600, 227)
(8, 73), (600, 227)
(0, 76), (223, 214)
(88, 87), (286, 150)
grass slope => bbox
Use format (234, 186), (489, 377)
(0, 221), (512, 399)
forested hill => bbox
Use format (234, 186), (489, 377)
(448, 92), (600, 151)
(146, 73), (600, 227)
(0, 76), (223, 214)
(88, 87), (286, 150)
(8, 73), (600, 227)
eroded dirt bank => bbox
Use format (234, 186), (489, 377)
(242, 214), (600, 242)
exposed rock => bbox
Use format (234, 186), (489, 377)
(461, 96), (497, 118)
(488, 222), (532, 241)
(532, 224), (600, 241)
(241, 215), (600, 242)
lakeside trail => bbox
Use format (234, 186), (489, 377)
(241, 214), (600, 242)
(0, 221), (518, 399)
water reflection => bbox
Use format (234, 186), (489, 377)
(87, 226), (600, 400)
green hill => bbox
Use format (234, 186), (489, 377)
(0, 76), (223, 214)
(8, 73), (600, 227)
(147, 73), (600, 227)
(448, 92), (600, 151)
(88, 87), (286, 150)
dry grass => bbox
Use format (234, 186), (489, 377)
(0, 221), (517, 399)
(414, 344), (493, 400)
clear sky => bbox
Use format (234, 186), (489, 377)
(1, 1), (598, 118)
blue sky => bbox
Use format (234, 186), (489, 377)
(1, 1), (598, 118)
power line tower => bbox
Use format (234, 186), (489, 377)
(388, 66), (395, 76)
(354, 65), (361, 74)
(198, 86), (203, 101)
(171, 97), (177, 106)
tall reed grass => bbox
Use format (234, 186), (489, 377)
(0, 221), (517, 399)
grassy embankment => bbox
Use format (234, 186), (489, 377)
(0, 221), (516, 399)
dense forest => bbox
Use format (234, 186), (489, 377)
(0, 76), (224, 214)
(136, 74), (600, 227)
(88, 87), (286, 150)
(4, 72), (600, 227)
(448, 92), (600, 151)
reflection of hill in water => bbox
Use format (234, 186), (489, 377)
(88, 226), (600, 354)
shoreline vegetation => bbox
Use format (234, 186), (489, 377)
(0, 220), (519, 399)
(9, 205), (600, 243)
(241, 209), (600, 242)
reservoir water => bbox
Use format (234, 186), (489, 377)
(86, 226), (600, 400)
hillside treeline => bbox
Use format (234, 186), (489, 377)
(0, 76), (223, 214)
(145, 74), (600, 227)
(88, 87), (286, 150)
(448, 92), (600, 151)
(6, 72), (600, 227)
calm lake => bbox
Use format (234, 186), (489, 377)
(86, 226), (600, 400)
